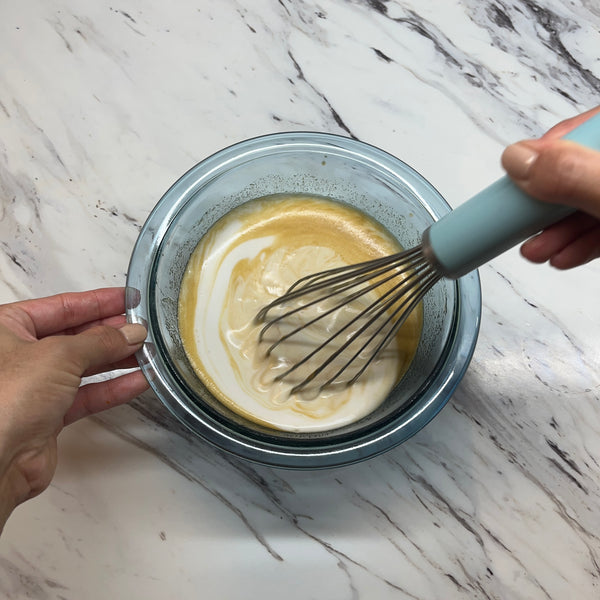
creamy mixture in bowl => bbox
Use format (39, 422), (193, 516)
(178, 194), (422, 433)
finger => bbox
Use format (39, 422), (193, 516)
(61, 314), (127, 336)
(61, 323), (147, 374)
(549, 225), (600, 269)
(14, 288), (127, 338)
(64, 370), (149, 425)
(541, 106), (600, 141)
(501, 140), (600, 218)
(520, 212), (598, 263)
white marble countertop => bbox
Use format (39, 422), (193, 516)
(1, 1), (599, 598)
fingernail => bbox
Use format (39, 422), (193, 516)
(501, 142), (539, 180)
(119, 323), (147, 345)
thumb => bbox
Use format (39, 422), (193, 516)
(63, 323), (147, 373)
(501, 138), (600, 220)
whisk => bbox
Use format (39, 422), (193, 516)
(256, 114), (600, 393)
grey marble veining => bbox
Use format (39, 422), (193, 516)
(0, 1), (599, 598)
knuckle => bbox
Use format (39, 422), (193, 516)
(58, 293), (79, 324)
(533, 144), (585, 200)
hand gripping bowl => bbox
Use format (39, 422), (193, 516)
(126, 132), (481, 469)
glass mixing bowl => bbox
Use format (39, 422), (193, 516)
(126, 132), (481, 469)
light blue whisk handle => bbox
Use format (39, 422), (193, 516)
(425, 112), (600, 278)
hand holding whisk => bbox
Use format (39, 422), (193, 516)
(257, 112), (600, 394)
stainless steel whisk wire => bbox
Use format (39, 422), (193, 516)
(256, 246), (440, 394)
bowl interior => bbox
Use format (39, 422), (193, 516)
(155, 138), (453, 433)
